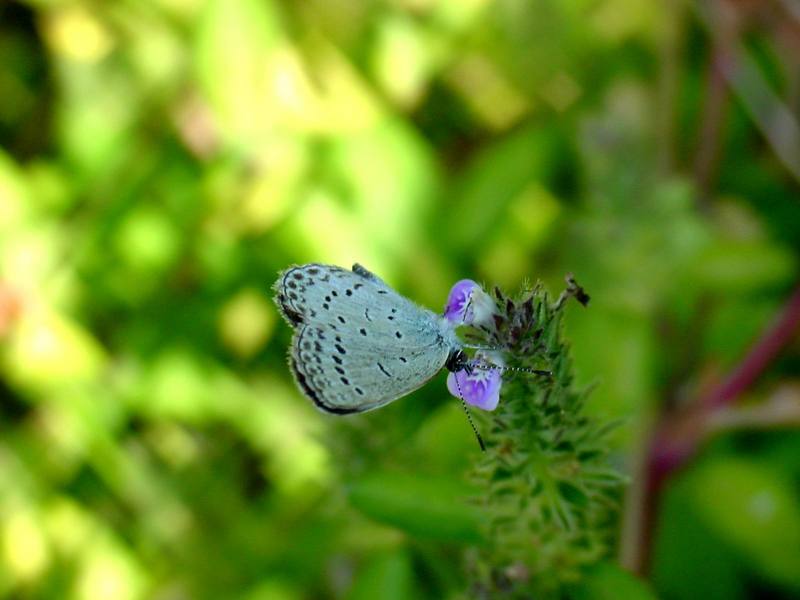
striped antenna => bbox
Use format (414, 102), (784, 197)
(471, 362), (552, 377)
(454, 374), (485, 452)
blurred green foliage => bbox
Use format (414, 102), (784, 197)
(0, 0), (799, 599)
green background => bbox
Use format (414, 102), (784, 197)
(1, 0), (799, 598)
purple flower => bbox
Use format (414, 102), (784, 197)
(447, 362), (503, 411)
(444, 279), (477, 323)
(446, 351), (504, 411)
(443, 280), (503, 410)
(444, 279), (497, 328)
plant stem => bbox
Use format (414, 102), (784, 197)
(625, 283), (800, 574)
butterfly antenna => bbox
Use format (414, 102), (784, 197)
(454, 374), (485, 452)
(462, 342), (502, 351)
(472, 361), (552, 377)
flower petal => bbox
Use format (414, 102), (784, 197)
(447, 367), (503, 411)
(446, 371), (461, 397)
(444, 279), (478, 324)
(469, 286), (499, 330)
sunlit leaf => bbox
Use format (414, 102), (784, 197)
(4, 309), (106, 390)
(218, 288), (276, 359)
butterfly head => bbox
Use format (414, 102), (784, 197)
(445, 348), (471, 374)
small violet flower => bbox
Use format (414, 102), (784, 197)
(444, 280), (503, 411)
(446, 352), (504, 411)
(444, 279), (497, 329)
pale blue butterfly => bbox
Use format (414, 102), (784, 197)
(274, 263), (471, 414)
(273, 263), (549, 449)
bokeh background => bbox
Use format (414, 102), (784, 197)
(1, 0), (799, 598)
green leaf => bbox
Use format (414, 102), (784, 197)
(346, 551), (417, 600)
(693, 240), (796, 293)
(652, 475), (745, 600)
(558, 481), (589, 507)
(689, 457), (800, 589)
(348, 472), (483, 543)
(569, 562), (657, 600)
(195, 0), (284, 142)
(450, 124), (567, 249)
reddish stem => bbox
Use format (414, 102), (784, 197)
(701, 285), (800, 410)
(635, 283), (800, 574)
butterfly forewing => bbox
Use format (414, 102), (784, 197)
(275, 264), (453, 413)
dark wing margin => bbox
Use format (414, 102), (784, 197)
(274, 265), (306, 326)
(288, 324), (365, 415)
(276, 295), (304, 326)
(288, 350), (361, 415)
